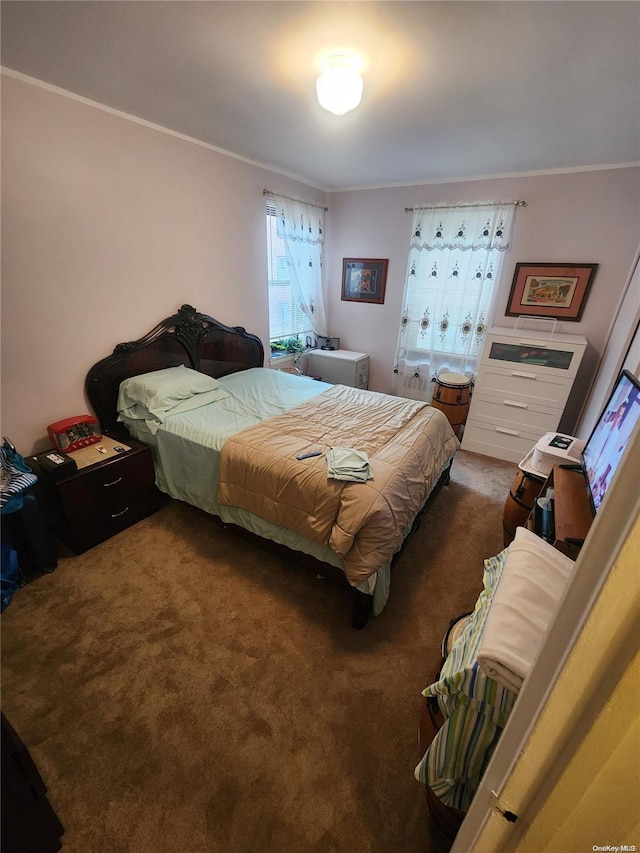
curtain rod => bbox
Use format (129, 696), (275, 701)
(404, 199), (526, 212)
(263, 189), (328, 211)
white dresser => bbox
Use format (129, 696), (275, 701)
(308, 349), (370, 389)
(462, 326), (587, 462)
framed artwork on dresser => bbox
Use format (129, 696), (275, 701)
(506, 263), (598, 321)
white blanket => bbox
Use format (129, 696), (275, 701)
(477, 527), (575, 692)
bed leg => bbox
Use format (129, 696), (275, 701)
(352, 589), (373, 630)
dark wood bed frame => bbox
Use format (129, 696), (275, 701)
(86, 304), (451, 629)
(86, 304), (264, 433)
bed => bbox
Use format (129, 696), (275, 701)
(86, 304), (459, 627)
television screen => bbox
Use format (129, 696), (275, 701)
(582, 369), (640, 512)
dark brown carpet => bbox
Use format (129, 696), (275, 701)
(1, 449), (514, 852)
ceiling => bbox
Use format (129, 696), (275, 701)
(2, 1), (639, 191)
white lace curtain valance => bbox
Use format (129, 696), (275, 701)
(275, 197), (325, 246)
(410, 204), (516, 252)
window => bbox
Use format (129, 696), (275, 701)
(266, 203), (312, 346)
(392, 203), (517, 400)
(403, 242), (505, 360)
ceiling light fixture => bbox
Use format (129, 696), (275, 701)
(316, 54), (363, 116)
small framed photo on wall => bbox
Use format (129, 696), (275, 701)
(341, 258), (388, 304)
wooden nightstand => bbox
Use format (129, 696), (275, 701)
(31, 433), (162, 554)
(526, 465), (594, 560)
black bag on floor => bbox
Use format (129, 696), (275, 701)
(2, 491), (58, 582)
(1, 438), (57, 588)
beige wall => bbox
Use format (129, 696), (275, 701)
(1, 74), (327, 453)
(2, 72), (639, 453)
(521, 648), (640, 851)
(326, 170), (640, 433)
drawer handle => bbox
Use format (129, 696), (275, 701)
(103, 477), (123, 487)
(510, 370), (537, 380)
(496, 427), (520, 436)
(502, 400), (528, 409)
(111, 506), (129, 518)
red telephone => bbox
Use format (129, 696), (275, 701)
(47, 415), (102, 453)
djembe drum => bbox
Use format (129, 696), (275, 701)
(431, 373), (473, 437)
(503, 468), (546, 547)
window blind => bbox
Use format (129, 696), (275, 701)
(266, 203), (310, 342)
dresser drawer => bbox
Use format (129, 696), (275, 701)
(481, 332), (587, 379)
(470, 393), (561, 432)
(462, 418), (545, 463)
(56, 446), (161, 553)
(476, 366), (570, 408)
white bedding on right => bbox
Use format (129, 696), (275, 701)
(477, 526), (575, 692)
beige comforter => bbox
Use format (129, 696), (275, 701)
(217, 385), (459, 584)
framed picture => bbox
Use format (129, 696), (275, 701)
(506, 263), (598, 321)
(341, 258), (388, 304)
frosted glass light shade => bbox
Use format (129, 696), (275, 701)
(316, 56), (363, 115)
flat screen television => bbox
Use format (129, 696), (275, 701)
(582, 369), (640, 512)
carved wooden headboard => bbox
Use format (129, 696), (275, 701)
(85, 304), (264, 432)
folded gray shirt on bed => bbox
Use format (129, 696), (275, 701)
(326, 446), (373, 482)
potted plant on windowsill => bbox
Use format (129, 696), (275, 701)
(270, 337), (305, 359)
(270, 337), (308, 374)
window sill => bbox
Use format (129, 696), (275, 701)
(269, 352), (309, 371)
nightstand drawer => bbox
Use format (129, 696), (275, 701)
(54, 444), (161, 553)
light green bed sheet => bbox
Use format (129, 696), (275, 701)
(154, 368), (331, 511)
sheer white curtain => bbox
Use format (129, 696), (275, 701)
(391, 203), (516, 401)
(273, 194), (328, 339)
